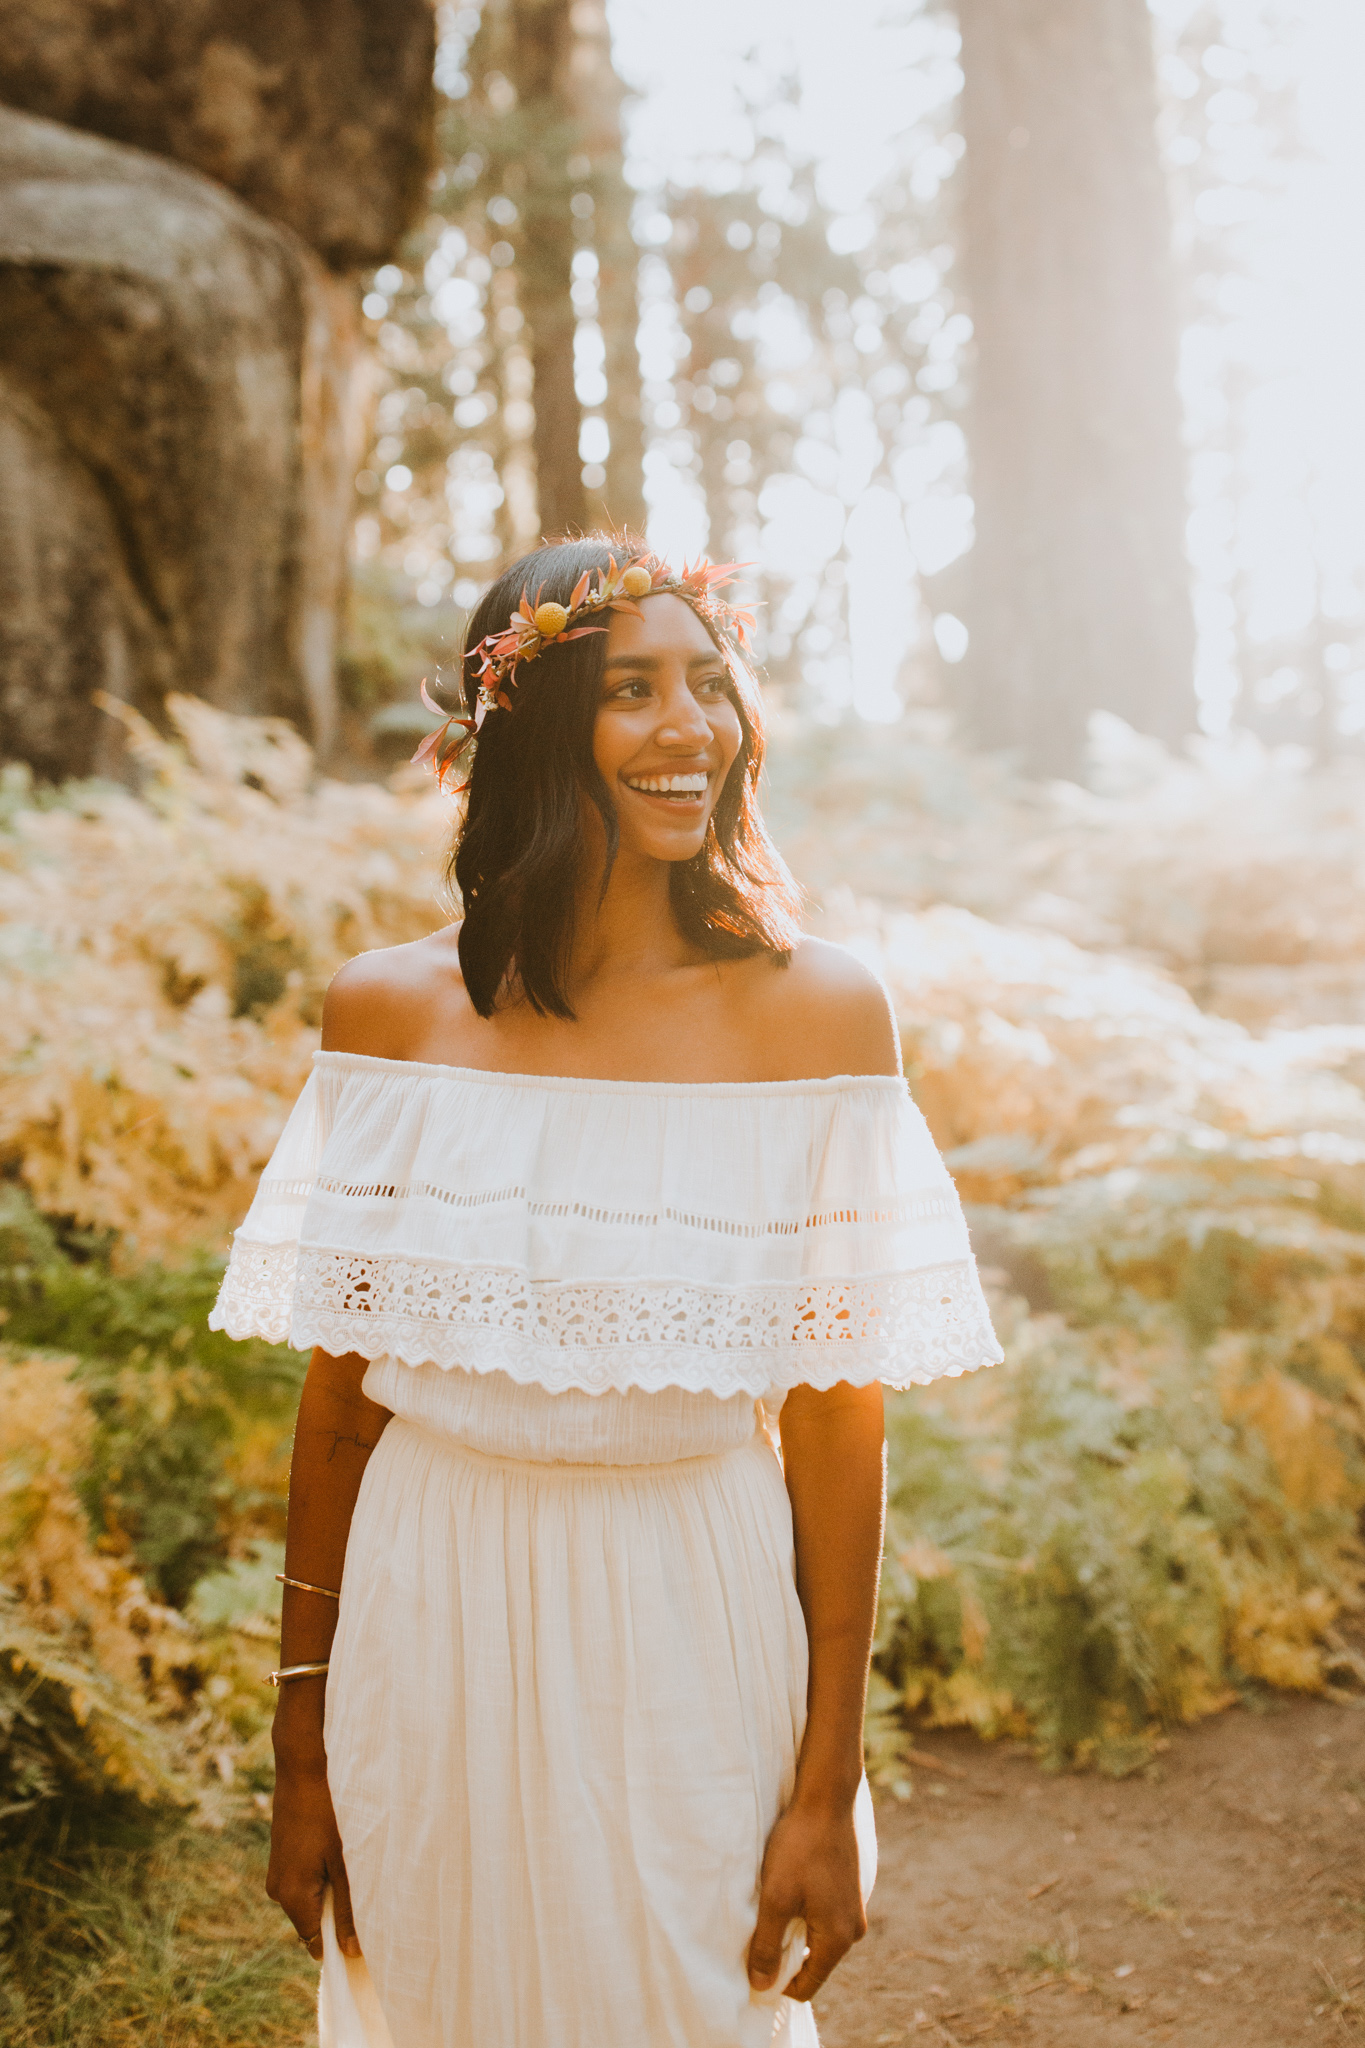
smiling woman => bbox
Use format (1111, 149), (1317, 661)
(448, 537), (802, 1022)
(210, 533), (1002, 2048)
(601, 603), (739, 841)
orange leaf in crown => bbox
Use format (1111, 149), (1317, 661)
(410, 678), (476, 779)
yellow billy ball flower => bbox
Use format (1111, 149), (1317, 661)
(533, 601), (569, 637)
(620, 565), (653, 598)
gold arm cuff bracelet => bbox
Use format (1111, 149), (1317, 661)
(266, 1662), (331, 1687)
(275, 1574), (340, 1600)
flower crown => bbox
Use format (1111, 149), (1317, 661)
(411, 553), (754, 790)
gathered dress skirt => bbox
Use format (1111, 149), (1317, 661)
(315, 1361), (876, 2048)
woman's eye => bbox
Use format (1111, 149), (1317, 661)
(697, 674), (729, 698)
(609, 678), (652, 701)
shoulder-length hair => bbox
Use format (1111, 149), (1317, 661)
(446, 535), (802, 1019)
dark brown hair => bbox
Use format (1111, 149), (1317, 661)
(445, 535), (802, 1018)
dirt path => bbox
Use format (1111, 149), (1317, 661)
(813, 1696), (1365, 2045)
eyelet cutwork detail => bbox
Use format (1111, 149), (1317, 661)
(314, 1178), (527, 1213)
(210, 1238), (1001, 1395)
(268, 1176), (957, 1240)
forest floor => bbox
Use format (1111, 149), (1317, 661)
(815, 1695), (1365, 2047)
(17, 1694), (1361, 2045)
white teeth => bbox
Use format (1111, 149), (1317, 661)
(626, 773), (708, 793)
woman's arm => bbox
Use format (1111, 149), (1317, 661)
(747, 1379), (886, 2001)
(266, 1349), (392, 1961)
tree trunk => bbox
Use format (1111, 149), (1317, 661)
(596, 211), (648, 543)
(458, 0), (643, 547)
(501, 0), (588, 541)
(559, 0), (647, 539)
(956, 0), (1196, 776)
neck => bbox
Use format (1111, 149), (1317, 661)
(566, 844), (695, 991)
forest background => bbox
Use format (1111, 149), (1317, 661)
(2, 1), (1365, 2040)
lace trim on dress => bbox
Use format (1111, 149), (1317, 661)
(210, 1237), (1002, 1394)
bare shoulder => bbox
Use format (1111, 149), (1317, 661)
(744, 937), (901, 1080)
(321, 927), (466, 1061)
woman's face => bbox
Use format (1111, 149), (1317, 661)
(591, 593), (744, 864)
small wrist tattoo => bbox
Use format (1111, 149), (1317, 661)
(321, 1430), (377, 1464)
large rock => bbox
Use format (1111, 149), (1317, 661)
(0, 109), (363, 776)
(0, 0), (435, 271)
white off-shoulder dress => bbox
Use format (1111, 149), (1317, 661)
(211, 1055), (1001, 2048)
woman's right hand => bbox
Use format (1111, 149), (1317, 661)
(267, 1746), (361, 1962)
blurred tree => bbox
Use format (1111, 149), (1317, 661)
(624, 14), (974, 715)
(1152, 2), (1362, 760)
(956, 0), (1197, 776)
(335, 0), (648, 750)
(441, 0), (644, 542)
(493, 0), (586, 537)
(665, 178), (859, 572)
(558, 0), (647, 536)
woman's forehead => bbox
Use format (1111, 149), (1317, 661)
(604, 591), (717, 659)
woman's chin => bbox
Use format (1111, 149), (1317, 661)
(620, 821), (711, 863)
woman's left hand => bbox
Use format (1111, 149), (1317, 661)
(747, 1795), (866, 2001)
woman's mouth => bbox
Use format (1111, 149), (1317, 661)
(622, 772), (709, 804)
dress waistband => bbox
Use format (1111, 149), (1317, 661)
(363, 1355), (762, 1467)
(390, 1413), (775, 1481)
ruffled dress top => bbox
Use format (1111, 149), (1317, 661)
(211, 1055), (1001, 2048)
(211, 1052), (1000, 1397)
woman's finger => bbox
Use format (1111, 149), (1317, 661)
(747, 1882), (799, 1991)
(288, 1888), (327, 1960)
(267, 1860), (329, 1959)
(785, 1908), (865, 2001)
(327, 1847), (364, 1960)
(281, 1887), (325, 1960)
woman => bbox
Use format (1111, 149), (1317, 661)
(211, 537), (1001, 2048)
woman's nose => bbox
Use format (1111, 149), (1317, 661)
(656, 683), (712, 745)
